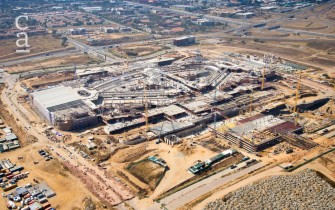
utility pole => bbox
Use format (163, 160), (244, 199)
(261, 67), (266, 91)
(213, 79), (218, 130)
(293, 76), (301, 113)
(249, 90), (253, 113)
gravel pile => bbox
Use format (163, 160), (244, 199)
(204, 169), (335, 210)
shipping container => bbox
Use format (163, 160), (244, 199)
(9, 166), (24, 173)
(3, 184), (17, 191)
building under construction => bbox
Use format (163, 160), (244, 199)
(211, 114), (304, 152)
(30, 86), (98, 131)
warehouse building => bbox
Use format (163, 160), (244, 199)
(30, 86), (98, 131)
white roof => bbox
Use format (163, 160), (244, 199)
(31, 86), (81, 109)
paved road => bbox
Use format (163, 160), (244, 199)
(126, 1), (247, 26)
(0, 49), (79, 67)
(67, 37), (124, 62)
(277, 28), (335, 38)
(149, 162), (263, 210)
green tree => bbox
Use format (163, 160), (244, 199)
(52, 30), (57, 38)
(61, 37), (68, 47)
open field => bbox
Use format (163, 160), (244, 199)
(190, 37), (335, 72)
(127, 158), (166, 190)
(0, 35), (73, 61)
(23, 72), (75, 89)
(110, 144), (152, 163)
(72, 32), (149, 43)
(4, 54), (102, 73)
(51, 23), (110, 30)
(110, 43), (170, 58)
(282, 20), (330, 31)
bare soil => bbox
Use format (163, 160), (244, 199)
(5, 54), (101, 73)
(0, 35), (73, 61)
(0, 145), (104, 210)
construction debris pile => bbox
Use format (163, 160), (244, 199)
(204, 169), (335, 210)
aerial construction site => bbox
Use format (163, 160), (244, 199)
(0, 0), (335, 209)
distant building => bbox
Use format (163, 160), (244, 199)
(0, 128), (20, 153)
(196, 19), (215, 26)
(173, 36), (196, 46)
(120, 27), (132, 32)
(212, 9), (243, 17)
(171, 5), (198, 12)
(260, 6), (277, 12)
(235, 12), (255, 19)
(102, 27), (119, 33)
(67, 28), (86, 35)
(81, 6), (103, 12)
(51, 6), (64, 11)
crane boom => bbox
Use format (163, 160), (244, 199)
(249, 90), (253, 113)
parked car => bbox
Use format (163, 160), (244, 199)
(242, 156), (250, 161)
(230, 164), (237, 169)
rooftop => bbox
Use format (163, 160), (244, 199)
(31, 85), (82, 109)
